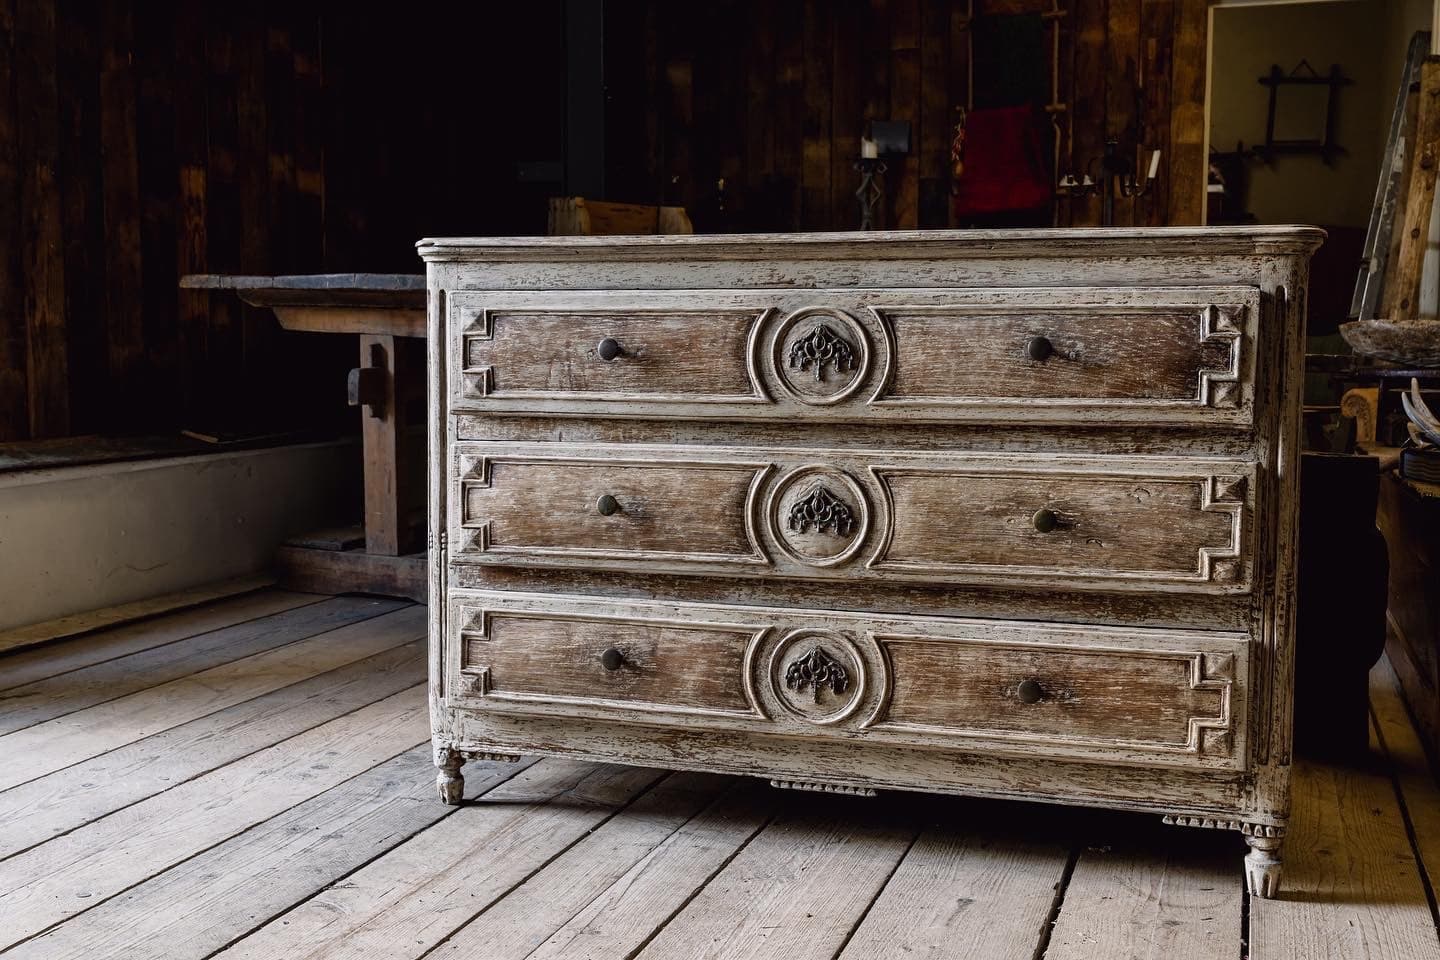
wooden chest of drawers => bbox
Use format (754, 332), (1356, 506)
(419, 227), (1322, 898)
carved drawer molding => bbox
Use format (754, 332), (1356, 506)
(445, 591), (1249, 771)
(447, 287), (1261, 426)
(450, 442), (1255, 593)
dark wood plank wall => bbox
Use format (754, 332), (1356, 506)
(1, 0), (1206, 443)
(0, 1), (563, 443)
(604, 0), (1210, 234)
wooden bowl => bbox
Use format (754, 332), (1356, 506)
(1339, 319), (1440, 367)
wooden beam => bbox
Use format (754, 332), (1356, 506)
(1384, 57), (1440, 322)
(273, 306), (426, 338)
(275, 544), (427, 603)
(1168, 0), (1209, 225)
(0, 0), (28, 441)
(16, 0), (69, 437)
(354, 335), (424, 556)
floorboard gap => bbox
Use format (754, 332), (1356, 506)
(415, 768), (673, 960)
(617, 803), (780, 960)
(194, 756), (540, 960)
(0, 737), (428, 955)
(827, 815), (923, 960)
(0, 640), (425, 863)
(0, 598), (405, 738)
(1372, 703), (1440, 935)
(1239, 868), (1251, 960)
(0, 585), (317, 673)
(1030, 842), (1081, 960)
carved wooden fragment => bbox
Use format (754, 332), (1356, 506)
(421, 227), (1321, 899)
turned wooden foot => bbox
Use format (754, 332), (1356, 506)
(435, 747), (464, 805)
(1244, 835), (1283, 898)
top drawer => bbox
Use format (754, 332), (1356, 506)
(447, 286), (1261, 427)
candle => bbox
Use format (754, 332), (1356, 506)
(861, 138), (878, 159)
(1147, 149), (1162, 181)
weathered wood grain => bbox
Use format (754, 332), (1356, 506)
(0, 586), (311, 688)
(0, 596), (402, 736)
(1368, 658), (1440, 914)
(1105, 0), (1141, 229)
(0, 606), (424, 792)
(7, 588), (1440, 957)
(1068, 0), (1108, 227)
(880, 637), (1228, 750)
(1167, 0), (1209, 226)
(465, 457), (761, 561)
(448, 285), (1260, 427)
(173, 0), (208, 421)
(1383, 58), (1440, 322)
(453, 442), (1252, 594)
(465, 309), (757, 400)
(15, 0), (69, 437)
(1137, 0), (1175, 228)
(449, 588), (1246, 771)
(53, 0), (105, 436)
(454, 561), (1252, 633)
(885, 309), (1230, 402)
(1046, 817), (1241, 960)
(213, 760), (664, 960)
(463, 612), (754, 716)
(0, 0), (26, 441)
(631, 793), (918, 960)
(0, 685), (428, 951)
(837, 800), (1073, 960)
(509, 778), (772, 960)
(1247, 732), (1440, 960)
(2, 747), (536, 960)
(877, 468), (1241, 583)
(0, 639), (424, 861)
(432, 772), (750, 960)
(98, 0), (144, 432)
(888, 0), (920, 231)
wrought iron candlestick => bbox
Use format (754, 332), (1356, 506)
(855, 158), (887, 230)
(1058, 139), (1160, 226)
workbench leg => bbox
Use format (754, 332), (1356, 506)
(355, 334), (424, 556)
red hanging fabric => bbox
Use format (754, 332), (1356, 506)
(951, 105), (1052, 218)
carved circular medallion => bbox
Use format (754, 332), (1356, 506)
(767, 629), (866, 724)
(770, 307), (871, 405)
(767, 466), (869, 567)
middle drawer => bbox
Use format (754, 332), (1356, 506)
(450, 442), (1255, 594)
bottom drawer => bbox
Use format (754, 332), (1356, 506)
(445, 590), (1248, 771)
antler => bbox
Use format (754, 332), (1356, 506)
(1401, 378), (1440, 447)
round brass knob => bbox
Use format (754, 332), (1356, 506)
(1026, 336), (1054, 362)
(600, 648), (625, 671)
(596, 495), (621, 516)
(597, 337), (624, 361)
(1032, 508), (1059, 533)
(1017, 679), (1045, 704)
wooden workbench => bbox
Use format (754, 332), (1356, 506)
(180, 274), (427, 602)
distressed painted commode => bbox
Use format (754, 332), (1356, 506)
(419, 227), (1322, 898)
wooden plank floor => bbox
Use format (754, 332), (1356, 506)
(2, 588), (1439, 960)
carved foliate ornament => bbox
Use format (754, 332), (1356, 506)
(770, 307), (872, 404)
(786, 484), (857, 537)
(768, 467), (870, 567)
(784, 646), (851, 703)
(788, 323), (857, 382)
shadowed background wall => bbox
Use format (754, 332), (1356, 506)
(0, 0), (1208, 444)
